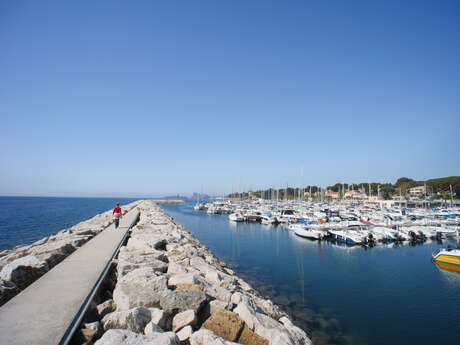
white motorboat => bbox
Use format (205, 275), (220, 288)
(229, 213), (244, 222)
(261, 214), (279, 225)
(293, 225), (325, 240)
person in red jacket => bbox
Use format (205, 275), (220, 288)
(113, 202), (122, 228)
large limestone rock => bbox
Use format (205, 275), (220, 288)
(113, 268), (168, 310)
(189, 329), (240, 345)
(94, 329), (179, 345)
(252, 312), (299, 345)
(168, 273), (202, 287)
(126, 235), (167, 252)
(160, 289), (207, 316)
(102, 306), (152, 332)
(166, 261), (189, 275)
(147, 307), (169, 330)
(172, 309), (197, 332)
(118, 247), (168, 264)
(279, 316), (312, 345)
(0, 255), (49, 289)
(202, 311), (245, 342)
(207, 299), (228, 315)
(234, 300), (301, 345)
(117, 257), (168, 277)
(204, 284), (232, 305)
(177, 325), (193, 342)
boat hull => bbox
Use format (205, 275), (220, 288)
(434, 261), (460, 273)
(433, 254), (460, 267)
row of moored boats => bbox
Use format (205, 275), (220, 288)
(194, 200), (460, 246)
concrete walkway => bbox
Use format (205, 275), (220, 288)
(0, 208), (140, 345)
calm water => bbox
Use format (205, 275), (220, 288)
(0, 196), (138, 251)
(162, 202), (460, 345)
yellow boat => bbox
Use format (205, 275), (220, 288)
(432, 248), (460, 273)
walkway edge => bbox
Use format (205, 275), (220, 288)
(59, 210), (139, 345)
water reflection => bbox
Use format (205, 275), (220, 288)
(162, 203), (460, 345)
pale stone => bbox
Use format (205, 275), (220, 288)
(160, 289), (207, 316)
(208, 299), (229, 314)
(189, 329), (240, 345)
(168, 273), (201, 287)
(94, 329), (179, 345)
(233, 300), (258, 330)
(177, 325), (193, 341)
(231, 292), (243, 306)
(237, 278), (253, 292)
(127, 234), (167, 251)
(148, 307), (169, 330)
(279, 316), (312, 345)
(0, 255), (49, 290)
(144, 321), (164, 334)
(167, 261), (188, 275)
(205, 285), (232, 304)
(252, 312), (298, 345)
(205, 270), (222, 285)
(113, 267), (168, 310)
(102, 306), (151, 332)
(117, 258), (168, 277)
(172, 309), (196, 332)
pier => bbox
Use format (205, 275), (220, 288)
(0, 207), (140, 345)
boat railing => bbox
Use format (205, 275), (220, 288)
(432, 248), (441, 258)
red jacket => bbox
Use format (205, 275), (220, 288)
(113, 206), (122, 215)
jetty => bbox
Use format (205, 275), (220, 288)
(0, 206), (140, 345)
(0, 200), (311, 345)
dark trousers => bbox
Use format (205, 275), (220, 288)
(114, 218), (120, 228)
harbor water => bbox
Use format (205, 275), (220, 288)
(162, 201), (460, 345)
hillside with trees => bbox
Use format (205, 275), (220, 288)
(227, 176), (459, 200)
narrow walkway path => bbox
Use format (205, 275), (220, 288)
(0, 208), (140, 345)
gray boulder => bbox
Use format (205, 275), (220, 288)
(144, 322), (164, 335)
(102, 306), (151, 332)
(94, 329), (179, 345)
(113, 268), (168, 310)
(177, 325), (192, 342)
(0, 255), (49, 289)
(147, 307), (169, 330)
(172, 309), (197, 332)
(160, 289), (207, 316)
(189, 329), (240, 345)
(279, 316), (313, 345)
(167, 273), (202, 288)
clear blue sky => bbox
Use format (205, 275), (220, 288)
(0, 0), (459, 197)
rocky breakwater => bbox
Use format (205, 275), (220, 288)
(0, 200), (142, 306)
(86, 200), (311, 345)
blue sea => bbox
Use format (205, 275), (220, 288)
(0, 196), (138, 251)
(162, 202), (460, 345)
